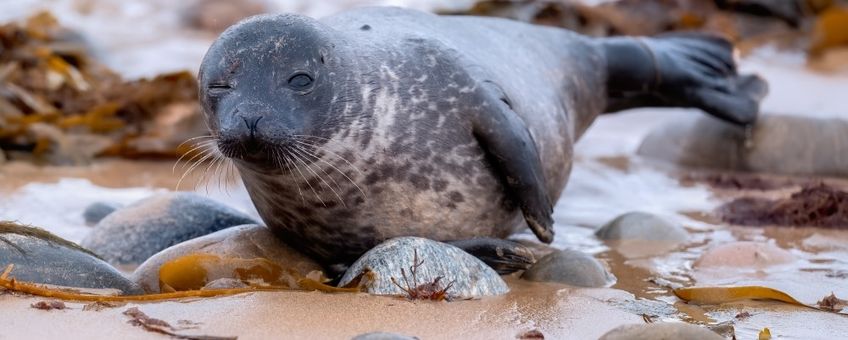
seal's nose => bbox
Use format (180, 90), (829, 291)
(242, 116), (263, 139)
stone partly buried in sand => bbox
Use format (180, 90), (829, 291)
(596, 211), (689, 258)
(0, 221), (141, 295)
(599, 322), (723, 340)
(694, 241), (795, 269)
(130, 224), (321, 293)
(596, 212), (688, 243)
(339, 237), (509, 299)
(521, 249), (614, 288)
(81, 192), (257, 267)
(638, 114), (848, 178)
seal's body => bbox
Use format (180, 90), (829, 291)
(199, 7), (764, 265)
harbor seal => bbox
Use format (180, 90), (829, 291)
(198, 7), (766, 267)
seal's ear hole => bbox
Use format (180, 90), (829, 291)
(320, 55), (325, 64)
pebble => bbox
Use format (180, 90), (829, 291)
(521, 249), (614, 287)
(81, 192), (257, 267)
(0, 222), (141, 295)
(338, 237), (509, 299)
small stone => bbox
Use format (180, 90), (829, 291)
(81, 192), (257, 267)
(0, 221), (141, 295)
(131, 224), (321, 293)
(599, 322), (724, 340)
(521, 249), (613, 288)
(338, 237), (509, 299)
(82, 201), (122, 226)
(694, 241), (795, 268)
(596, 212), (687, 242)
(351, 332), (419, 340)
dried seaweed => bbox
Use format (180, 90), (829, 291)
(0, 12), (201, 163)
(124, 307), (236, 340)
(31, 300), (67, 310)
(720, 183), (848, 228)
(817, 292), (848, 312)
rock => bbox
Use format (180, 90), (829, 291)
(694, 241), (795, 268)
(596, 212), (688, 242)
(637, 114), (848, 178)
(351, 332), (419, 340)
(131, 224), (321, 293)
(521, 249), (613, 287)
(0, 221), (141, 295)
(82, 201), (122, 226)
(81, 192), (257, 267)
(599, 322), (723, 340)
(338, 237), (509, 299)
(203, 278), (249, 290)
(183, 0), (267, 34)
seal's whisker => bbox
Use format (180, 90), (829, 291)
(289, 149), (326, 208)
(292, 144), (346, 208)
(176, 135), (214, 150)
(173, 140), (216, 173)
(176, 150), (216, 191)
(295, 139), (367, 201)
(278, 149), (306, 205)
(291, 138), (365, 177)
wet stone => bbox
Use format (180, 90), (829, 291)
(599, 322), (723, 340)
(596, 211), (687, 242)
(131, 224), (321, 293)
(81, 192), (257, 267)
(0, 222), (141, 295)
(82, 201), (122, 226)
(351, 332), (419, 340)
(338, 237), (509, 299)
(694, 241), (795, 268)
(521, 249), (613, 288)
(637, 114), (848, 178)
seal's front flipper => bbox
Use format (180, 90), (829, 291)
(472, 85), (554, 243)
(602, 33), (768, 126)
(448, 238), (536, 274)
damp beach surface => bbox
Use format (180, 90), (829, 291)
(2, 1), (848, 339)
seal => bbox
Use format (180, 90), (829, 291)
(198, 7), (766, 267)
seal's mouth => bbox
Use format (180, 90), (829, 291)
(216, 134), (324, 173)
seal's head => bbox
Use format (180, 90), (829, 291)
(198, 14), (355, 169)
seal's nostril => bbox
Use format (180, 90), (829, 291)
(241, 116), (263, 139)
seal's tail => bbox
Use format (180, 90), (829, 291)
(603, 32), (768, 126)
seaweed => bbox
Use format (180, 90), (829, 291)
(123, 307), (236, 340)
(30, 300), (67, 310)
(390, 249), (455, 301)
(720, 183), (848, 228)
(0, 12), (201, 163)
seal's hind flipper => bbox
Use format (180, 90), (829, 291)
(448, 238), (536, 274)
(472, 83), (554, 244)
(602, 33), (768, 126)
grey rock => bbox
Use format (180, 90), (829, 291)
(81, 192), (257, 267)
(0, 222), (141, 295)
(521, 249), (613, 287)
(339, 237), (509, 298)
(82, 201), (122, 226)
(351, 332), (419, 340)
(599, 322), (723, 340)
(638, 114), (848, 177)
(596, 212), (687, 242)
(131, 224), (321, 293)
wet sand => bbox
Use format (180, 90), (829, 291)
(1, 278), (651, 340)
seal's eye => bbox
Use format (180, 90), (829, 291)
(288, 73), (313, 90)
(207, 83), (232, 96)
